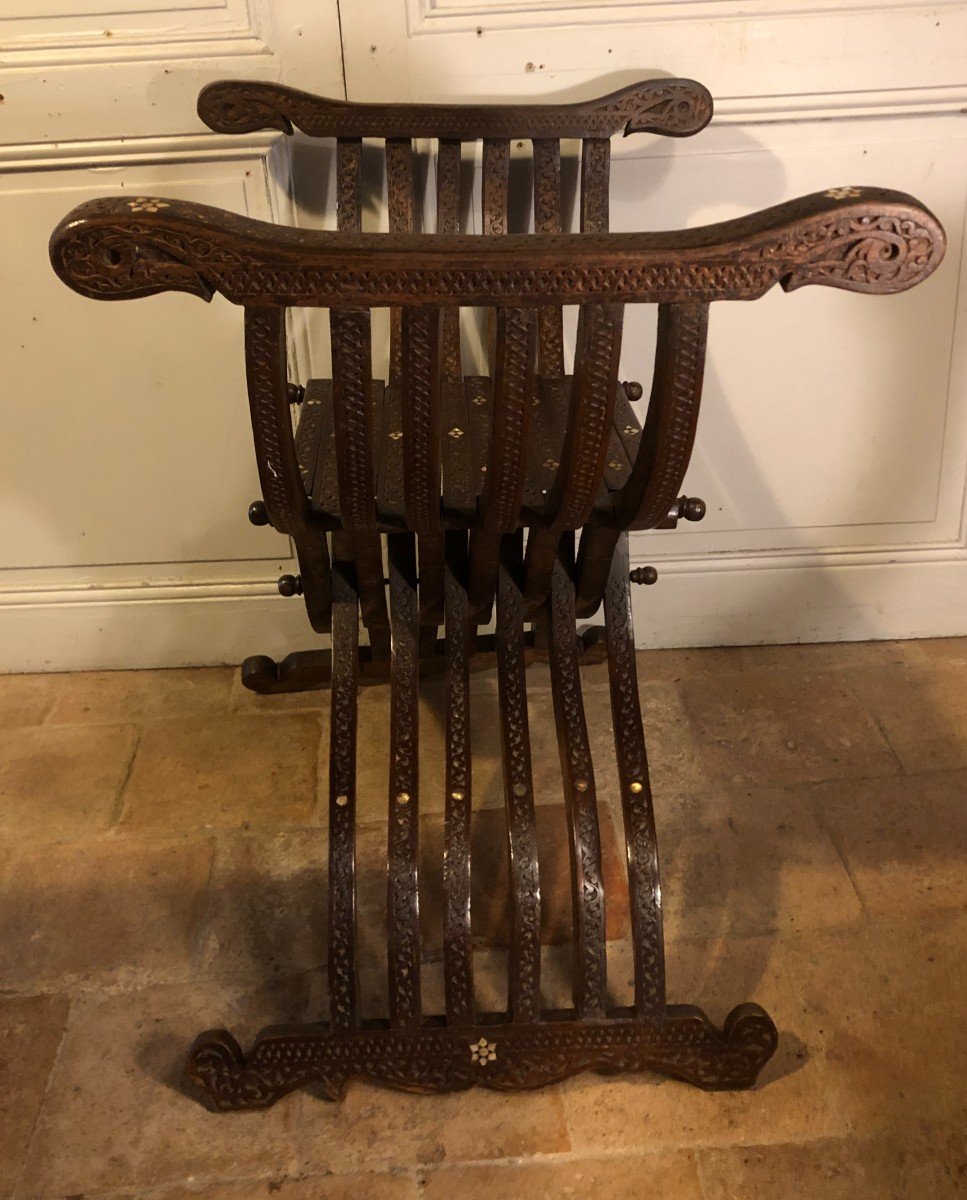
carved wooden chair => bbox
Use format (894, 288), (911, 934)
(49, 77), (945, 1112)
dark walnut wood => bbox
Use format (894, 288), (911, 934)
(197, 78), (714, 140)
(50, 189), (943, 307)
(48, 76), (946, 1114)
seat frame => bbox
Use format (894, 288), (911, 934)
(49, 78), (945, 1111)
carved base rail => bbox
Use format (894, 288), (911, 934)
(187, 1006), (778, 1111)
(185, 531), (779, 1112)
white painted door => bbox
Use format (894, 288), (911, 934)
(0, 1), (343, 671)
(3, 1), (966, 670)
(339, 3), (967, 650)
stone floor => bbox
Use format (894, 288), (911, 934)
(1, 637), (966, 1199)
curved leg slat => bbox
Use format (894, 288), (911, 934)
(443, 531), (474, 1023)
(546, 532), (607, 1019)
(387, 532), (422, 1029)
(496, 531), (542, 1024)
(188, 532), (782, 1110)
(327, 549), (360, 1030)
(604, 533), (665, 1015)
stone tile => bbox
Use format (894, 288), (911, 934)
(0, 723), (139, 842)
(656, 784), (862, 942)
(906, 635), (967, 665)
(785, 913), (967, 1136)
(814, 770), (967, 917)
(120, 715), (321, 832)
(0, 836), (214, 990)
(355, 680), (504, 819)
(637, 682), (711, 798)
(632, 641), (913, 687)
(847, 664), (967, 773)
(298, 1081), (569, 1175)
(420, 1153), (704, 1200)
(563, 931), (850, 1152)
(678, 669), (898, 787)
(419, 802), (630, 952)
(194, 830), (329, 981)
(132, 1173), (419, 1200)
(0, 993), (70, 1195)
(46, 667), (233, 724)
(735, 640), (914, 675)
(18, 979), (306, 1197)
(699, 1132), (966, 1200)
(0, 673), (60, 729)
(635, 645), (752, 685)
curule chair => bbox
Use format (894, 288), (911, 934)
(49, 77), (945, 1112)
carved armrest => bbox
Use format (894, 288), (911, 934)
(196, 78), (714, 140)
(49, 188), (945, 308)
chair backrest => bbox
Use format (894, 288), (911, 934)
(197, 77), (715, 385)
(49, 81), (945, 615)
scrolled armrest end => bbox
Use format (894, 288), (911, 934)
(49, 201), (216, 303)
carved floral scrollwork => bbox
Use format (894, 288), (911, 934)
(49, 222), (214, 303)
(779, 213), (940, 294)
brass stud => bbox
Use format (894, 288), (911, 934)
(335, 793), (349, 807)
(397, 791), (410, 805)
(448, 427), (465, 440)
(575, 778), (589, 793)
(630, 781), (643, 794)
(451, 789), (466, 802)
(513, 781), (528, 798)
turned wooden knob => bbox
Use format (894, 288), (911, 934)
(287, 383), (305, 406)
(623, 381), (644, 402)
(681, 496), (706, 522)
(248, 500), (269, 527)
(278, 574), (303, 597)
(629, 565), (658, 586)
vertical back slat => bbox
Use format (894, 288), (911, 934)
(580, 137), (611, 233)
(468, 306), (537, 621)
(337, 138), (362, 233)
(436, 138), (463, 381)
(386, 137), (415, 387)
(387, 532), (422, 1028)
(482, 138), (510, 373)
(482, 138), (509, 235)
(335, 137), (390, 657)
(330, 308), (377, 530)
(532, 138), (565, 378)
(401, 306), (443, 533)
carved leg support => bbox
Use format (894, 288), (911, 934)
(186, 531), (778, 1111)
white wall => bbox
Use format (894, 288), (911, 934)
(2, 0), (966, 670)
